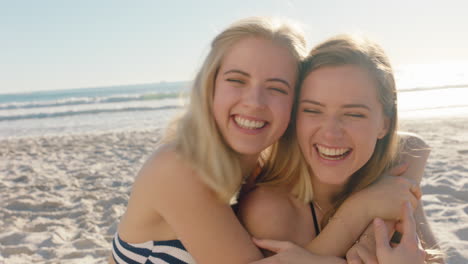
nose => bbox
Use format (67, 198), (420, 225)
(322, 116), (344, 140)
(242, 84), (266, 109)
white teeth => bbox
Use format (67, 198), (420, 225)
(234, 116), (266, 129)
(316, 144), (350, 160)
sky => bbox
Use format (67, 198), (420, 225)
(1, 0), (468, 94)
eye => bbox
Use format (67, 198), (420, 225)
(303, 109), (321, 114)
(226, 78), (244, 84)
(345, 113), (366, 118)
(269, 87), (289, 95)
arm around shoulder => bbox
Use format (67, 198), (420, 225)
(146, 147), (263, 264)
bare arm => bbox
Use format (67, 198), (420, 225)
(305, 132), (430, 257)
(239, 175), (420, 258)
(304, 174), (421, 257)
(147, 150), (263, 263)
(347, 132), (436, 261)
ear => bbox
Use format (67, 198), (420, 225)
(377, 116), (390, 139)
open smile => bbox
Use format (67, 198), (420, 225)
(314, 144), (352, 161)
(233, 115), (267, 130)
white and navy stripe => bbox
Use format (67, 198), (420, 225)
(112, 233), (196, 264)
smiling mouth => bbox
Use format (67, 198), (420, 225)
(234, 115), (267, 130)
(315, 144), (352, 161)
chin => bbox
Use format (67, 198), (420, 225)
(233, 146), (264, 156)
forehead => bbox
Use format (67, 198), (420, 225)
(301, 65), (379, 104)
(219, 37), (298, 79)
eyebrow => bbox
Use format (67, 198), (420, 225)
(343, 104), (371, 110)
(300, 100), (371, 110)
(224, 69), (250, 77)
(300, 99), (323, 106)
(267, 78), (291, 90)
(223, 69), (291, 90)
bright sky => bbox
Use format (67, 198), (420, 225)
(1, 0), (467, 94)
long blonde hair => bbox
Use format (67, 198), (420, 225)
(163, 17), (307, 203)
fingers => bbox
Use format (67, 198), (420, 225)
(252, 237), (292, 253)
(400, 202), (419, 245)
(356, 245), (378, 264)
(373, 218), (390, 253)
(410, 184), (422, 200)
(388, 162), (409, 176)
(346, 247), (363, 264)
(394, 221), (404, 234)
(403, 178), (421, 209)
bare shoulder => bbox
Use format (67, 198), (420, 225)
(131, 144), (207, 210)
(237, 185), (297, 241)
(395, 132), (431, 184)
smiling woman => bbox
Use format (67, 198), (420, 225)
(237, 34), (441, 263)
(298, 65), (390, 185)
(109, 17), (308, 264)
(213, 37), (296, 156)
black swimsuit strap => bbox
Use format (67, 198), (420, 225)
(310, 202), (320, 235)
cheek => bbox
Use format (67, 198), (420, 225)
(348, 123), (379, 155)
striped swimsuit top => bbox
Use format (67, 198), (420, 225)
(113, 203), (320, 263)
(112, 166), (264, 263)
(112, 233), (196, 264)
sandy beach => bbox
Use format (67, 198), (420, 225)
(0, 116), (467, 263)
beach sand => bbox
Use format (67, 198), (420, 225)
(0, 116), (467, 263)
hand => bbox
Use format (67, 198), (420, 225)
(373, 202), (426, 264)
(346, 233), (378, 264)
(249, 238), (346, 264)
(346, 243), (378, 264)
(360, 163), (421, 220)
(387, 163), (422, 200)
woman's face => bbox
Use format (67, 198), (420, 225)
(213, 37), (297, 157)
(296, 65), (389, 186)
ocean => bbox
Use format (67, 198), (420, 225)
(1, 63), (468, 139)
(0, 82), (189, 139)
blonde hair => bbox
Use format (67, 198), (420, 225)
(163, 17), (307, 203)
(257, 111), (312, 203)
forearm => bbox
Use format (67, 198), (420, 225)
(305, 193), (373, 257)
(356, 220), (394, 246)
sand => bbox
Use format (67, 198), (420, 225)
(0, 117), (467, 263)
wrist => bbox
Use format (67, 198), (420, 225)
(345, 190), (376, 221)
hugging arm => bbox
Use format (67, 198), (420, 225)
(238, 168), (421, 259)
(238, 133), (426, 260)
(146, 150), (263, 264)
(305, 133), (429, 257)
(348, 133), (445, 263)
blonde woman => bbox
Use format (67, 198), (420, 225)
(111, 18), (421, 264)
(239, 35), (441, 263)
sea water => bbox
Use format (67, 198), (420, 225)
(1, 63), (467, 139)
(0, 82), (189, 138)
